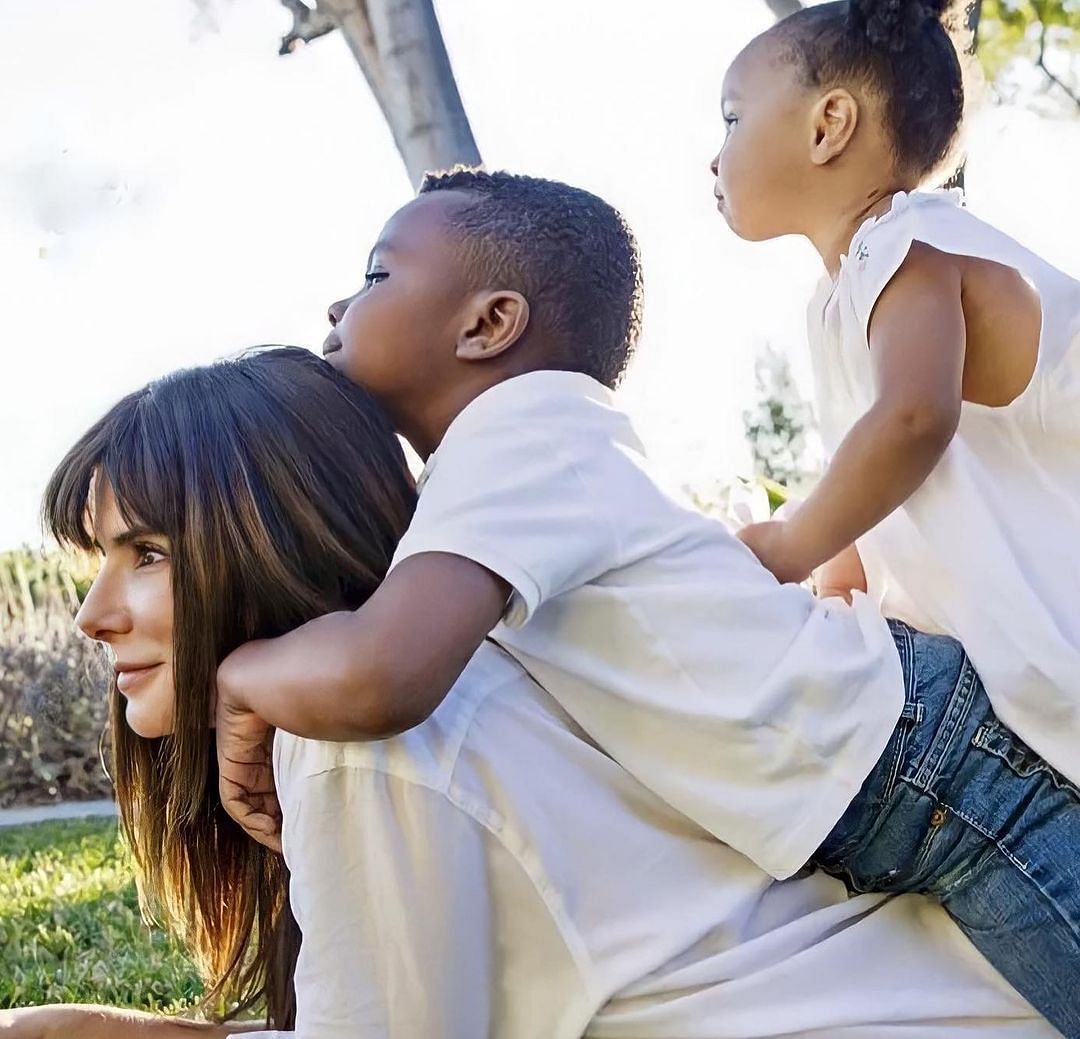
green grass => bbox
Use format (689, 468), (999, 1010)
(0, 817), (202, 1011)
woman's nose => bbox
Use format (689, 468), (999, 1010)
(710, 154), (720, 177)
(75, 571), (131, 644)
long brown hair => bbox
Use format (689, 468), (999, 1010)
(43, 347), (416, 1027)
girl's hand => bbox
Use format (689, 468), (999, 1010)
(737, 520), (815, 585)
(813, 542), (867, 604)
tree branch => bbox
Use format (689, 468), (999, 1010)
(1036, 20), (1080, 111)
(764, 0), (804, 20)
(279, 0), (337, 55)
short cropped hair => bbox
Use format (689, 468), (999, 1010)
(419, 168), (643, 389)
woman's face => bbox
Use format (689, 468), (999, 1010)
(76, 482), (176, 739)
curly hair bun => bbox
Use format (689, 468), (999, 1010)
(850, 0), (950, 52)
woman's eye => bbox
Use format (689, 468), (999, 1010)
(134, 545), (167, 568)
(363, 270), (389, 287)
(723, 114), (738, 130)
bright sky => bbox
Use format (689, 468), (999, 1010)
(2, 0), (1079, 549)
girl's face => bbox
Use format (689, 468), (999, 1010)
(711, 35), (813, 242)
(76, 482), (176, 739)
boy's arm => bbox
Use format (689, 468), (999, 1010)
(217, 552), (508, 846)
(217, 552), (509, 741)
(739, 243), (965, 584)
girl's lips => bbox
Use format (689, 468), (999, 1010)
(116, 663), (163, 695)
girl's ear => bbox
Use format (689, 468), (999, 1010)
(809, 88), (859, 165)
(455, 290), (531, 362)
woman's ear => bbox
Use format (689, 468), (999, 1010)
(456, 290), (530, 362)
(809, 87), (859, 166)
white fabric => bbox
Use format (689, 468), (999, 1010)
(247, 643), (1051, 1039)
(389, 370), (905, 881)
(808, 188), (1080, 784)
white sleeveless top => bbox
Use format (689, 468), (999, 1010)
(808, 189), (1080, 785)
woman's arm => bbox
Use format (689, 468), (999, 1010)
(0, 1005), (268, 1039)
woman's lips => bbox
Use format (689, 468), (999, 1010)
(116, 663), (163, 695)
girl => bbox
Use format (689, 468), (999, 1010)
(716, 1), (1080, 796)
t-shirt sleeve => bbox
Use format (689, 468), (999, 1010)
(391, 388), (622, 628)
(276, 766), (591, 1039)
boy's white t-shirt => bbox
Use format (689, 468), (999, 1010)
(390, 370), (905, 880)
(808, 189), (1080, 785)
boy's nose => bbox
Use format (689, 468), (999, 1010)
(327, 297), (349, 327)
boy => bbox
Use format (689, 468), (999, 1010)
(217, 168), (901, 878)
(215, 170), (1080, 1027)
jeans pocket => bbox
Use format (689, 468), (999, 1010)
(971, 720), (1080, 800)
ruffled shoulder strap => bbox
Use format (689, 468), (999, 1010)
(842, 190), (965, 342)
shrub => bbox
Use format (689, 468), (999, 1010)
(0, 550), (111, 808)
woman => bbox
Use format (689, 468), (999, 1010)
(1, 349), (1055, 1038)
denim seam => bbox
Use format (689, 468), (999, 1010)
(972, 722), (1080, 801)
(882, 622), (919, 801)
(911, 658), (978, 790)
(937, 798), (1080, 943)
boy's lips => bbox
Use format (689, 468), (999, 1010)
(322, 332), (342, 356)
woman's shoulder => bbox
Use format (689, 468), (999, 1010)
(273, 641), (549, 794)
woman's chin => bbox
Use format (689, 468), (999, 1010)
(124, 702), (175, 740)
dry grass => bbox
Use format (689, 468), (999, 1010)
(0, 550), (112, 808)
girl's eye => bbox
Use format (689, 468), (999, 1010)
(363, 271), (389, 287)
(723, 114), (738, 130)
(134, 545), (167, 569)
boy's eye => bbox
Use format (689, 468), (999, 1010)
(363, 271), (389, 287)
(723, 114), (738, 130)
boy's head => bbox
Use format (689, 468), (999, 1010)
(324, 168), (643, 452)
(711, 0), (963, 242)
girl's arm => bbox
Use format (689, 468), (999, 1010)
(814, 542), (867, 604)
(740, 243), (965, 584)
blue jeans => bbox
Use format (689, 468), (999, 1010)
(814, 621), (1080, 1039)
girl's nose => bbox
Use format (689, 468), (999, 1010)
(710, 154), (720, 177)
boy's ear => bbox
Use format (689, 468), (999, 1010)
(455, 290), (530, 363)
(809, 88), (859, 166)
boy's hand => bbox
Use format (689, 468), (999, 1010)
(216, 657), (282, 852)
(737, 520), (814, 586)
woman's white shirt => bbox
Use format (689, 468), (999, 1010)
(809, 189), (1080, 785)
(248, 643), (1050, 1039)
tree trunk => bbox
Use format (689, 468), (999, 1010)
(299, 0), (481, 187)
(943, 0), (983, 191)
(763, 0), (803, 19)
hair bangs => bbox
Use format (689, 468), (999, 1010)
(43, 383), (184, 553)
